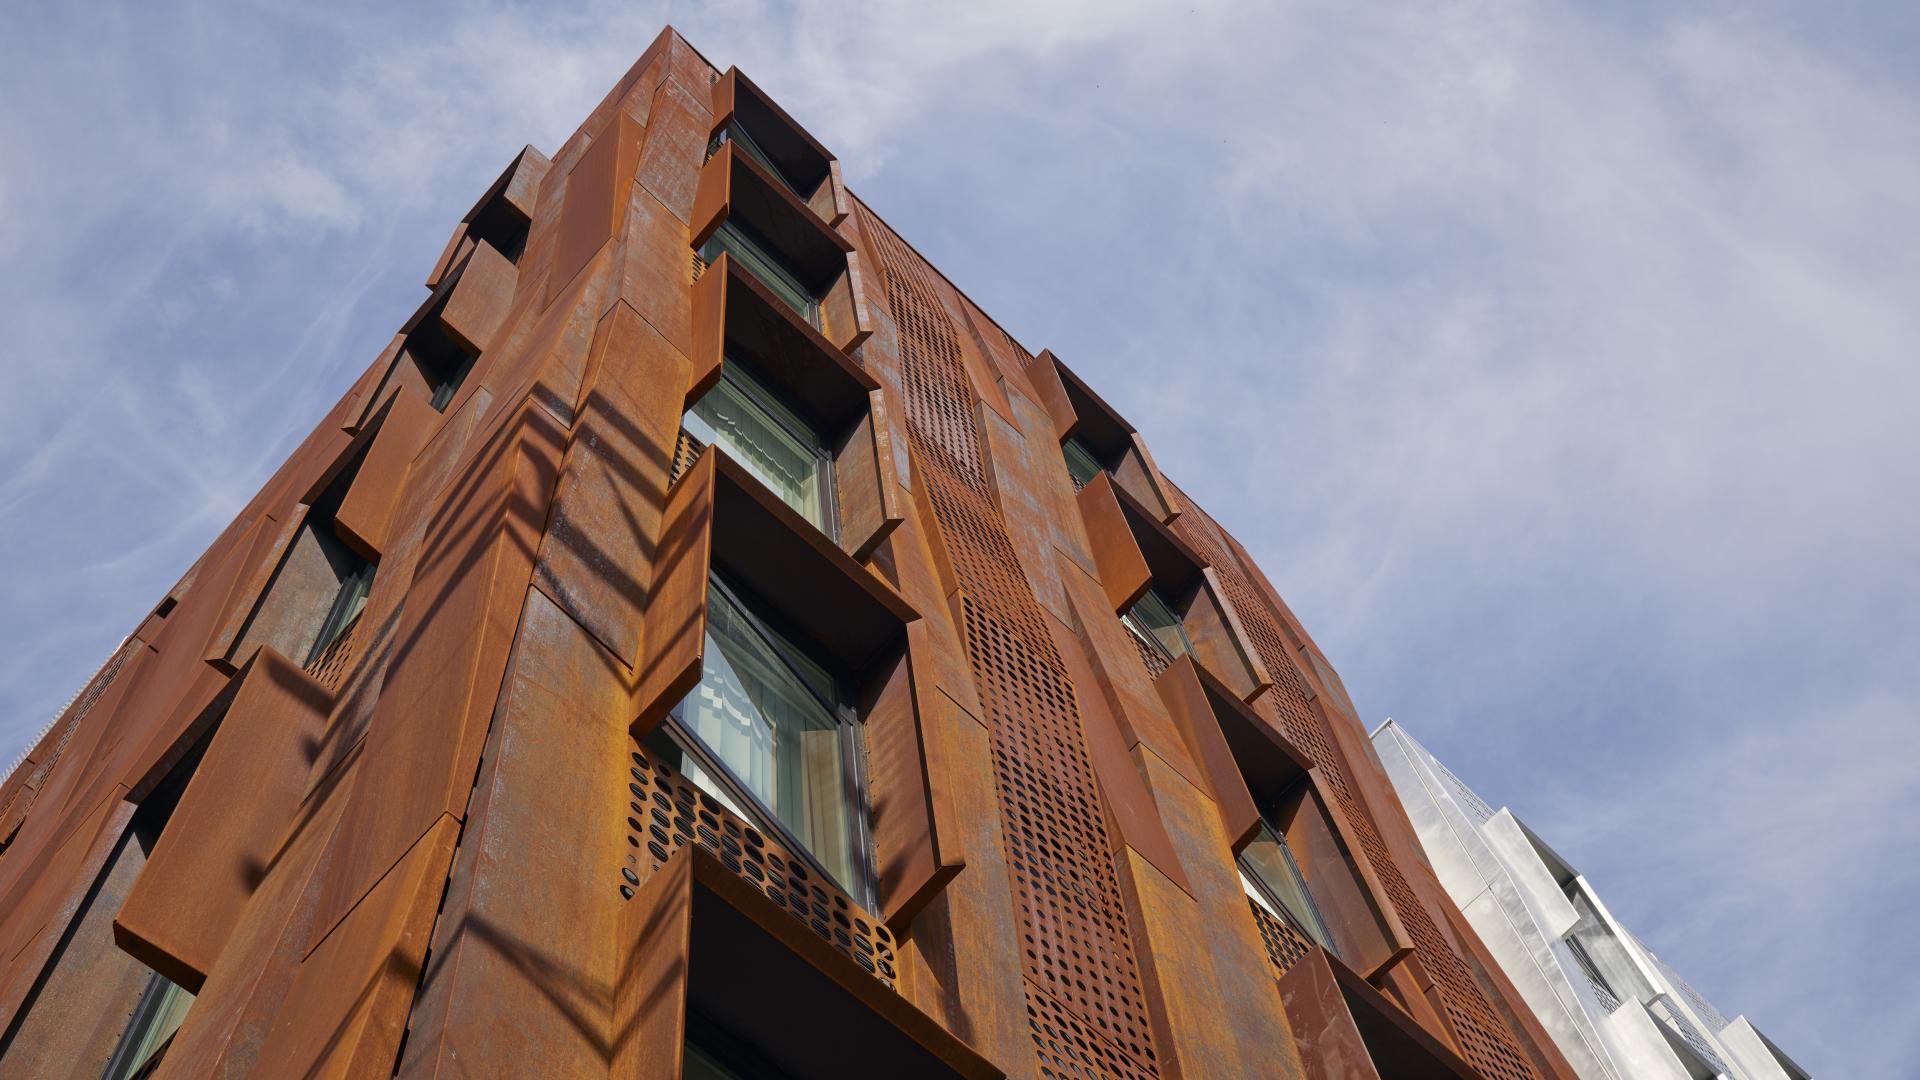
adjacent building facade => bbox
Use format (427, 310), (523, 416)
(1371, 721), (1811, 1080)
(0, 27), (1599, 1079)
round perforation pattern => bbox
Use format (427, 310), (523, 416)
(1170, 493), (1541, 1080)
(1247, 899), (1313, 978)
(620, 743), (898, 988)
(859, 205), (1161, 1079)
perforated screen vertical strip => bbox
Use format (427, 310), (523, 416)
(1167, 494), (1543, 1080)
(857, 204), (1161, 1079)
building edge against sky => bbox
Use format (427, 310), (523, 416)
(0, 23), (1793, 1079)
(1371, 720), (1813, 1080)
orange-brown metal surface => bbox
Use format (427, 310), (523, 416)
(0, 25), (1581, 1080)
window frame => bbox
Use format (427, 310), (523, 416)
(707, 120), (800, 197)
(682, 356), (839, 541)
(700, 217), (820, 328)
(1120, 586), (1196, 667)
(652, 570), (877, 910)
(1238, 814), (1337, 954)
(1062, 435), (1107, 491)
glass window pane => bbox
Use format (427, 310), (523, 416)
(702, 221), (817, 325)
(673, 583), (860, 895)
(719, 121), (798, 195)
(1063, 438), (1104, 490)
(682, 367), (827, 530)
(1123, 589), (1193, 662)
(1240, 823), (1334, 951)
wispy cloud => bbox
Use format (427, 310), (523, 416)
(0, 2), (1908, 1072)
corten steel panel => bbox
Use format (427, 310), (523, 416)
(1278, 950), (1387, 1080)
(549, 112), (645, 308)
(687, 246), (727, 398)
(205, 509), (307, 671)
(834, 390), (907, 561)
(113, 648), (333, 992)
(534, 300), (692, 665)
(334, 389), (441, 560)
(863, 621), (965, 929)
(1055, 554), (1205, 793)
(614, 845), (1003, 1080)
(809, 158), (852, 227)
(1130, 749), (1309, 1079)
(439, 239), (519, 356)
(1043, 602), (1192, 898)
(1280, 949), (1482, 1080)
(1076, 472), (1154, 613)
(1024, 348), (1081, 442)
(1186, 567), (1273, 703)
(612, 173), (697, 360)
(700, 250), (881, 430)
(610, 838), (691, 1080)
(1, 28), (1585, 1080)
(152, 756), (355, 1080)
(631, 445), (715, 733)
(708, 67), (838, 198)
(397, 587), (635, 1078)
(424, 222), (473, 292)
(1154, 656), (1263, 851)
(0, 812), (152, 1079)
(701, 138), (855, 288)
(688, 137), (732, 248)
(634, 71), (714, 227)
(305, 400), (565, 954)
(251, 816), (459, 1079)
(0, 796), (134, 1032)
(822, 248), (875, 352)
(857, 203), (1161, 1077)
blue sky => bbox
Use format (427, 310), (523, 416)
(2, 2), (1912, 1074)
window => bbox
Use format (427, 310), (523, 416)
(1122, 588), (1194, 665)
(682, 362), (833, 534)
(1062, 436), (1104, 491)
(101, 970), (194, 1079)
(708, 121), (798, 196)
(701, 219), (818, 327)
(305, 556), (374, 666)
(1240, 821), (1335, 952)
(647, 574), (869, 905)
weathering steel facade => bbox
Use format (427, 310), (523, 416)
(0, 27), (1586, 1080)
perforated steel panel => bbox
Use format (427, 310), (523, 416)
(622, 742), (899, 986)
(1249, 899), (1314, 979)
(1170, 495), (1543, 1080)
(861, 206), (1161, 1079)
(303, 612), (361, 692)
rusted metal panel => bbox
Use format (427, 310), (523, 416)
(334, 390), (440, 560)
(304, 401), (564, 954)
(634, 74), (712, 226)
(631, 446), (715, 734)
(439, 239), (519, 356)
(1154, 656), (1263, 850)
(397, 587), (635, 1078)
(610, 840), (691, 1080)
(251, 816), (459, 1078)
(535, 300), (691, 664)
(1076, 472), (1153, 614)
(863, 624), (964, 930)
(113, 648), (333, 992)
(548, 113), (643, 308)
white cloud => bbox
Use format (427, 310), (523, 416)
(0, 2), (1910, 1073)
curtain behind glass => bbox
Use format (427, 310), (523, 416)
(1063, 438), (1104, 490)
(682, 370), (825, 529)
(703, 221), (817, 325)
(1240, 823), (1334, 950)
(1124, 589), (1193, 661)
(677, 585), (858, 893)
